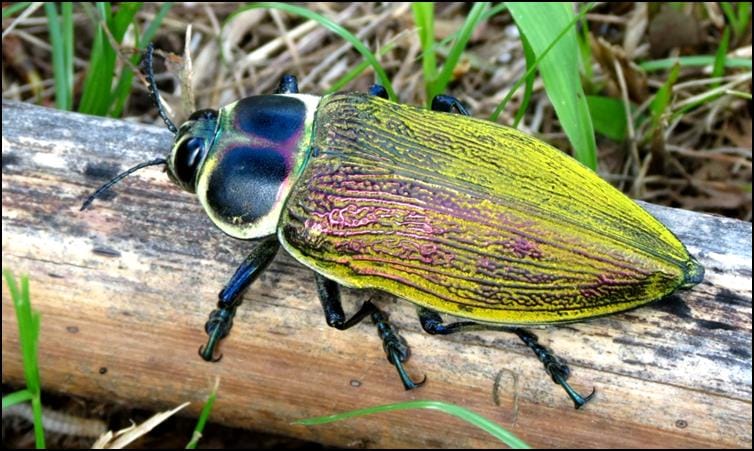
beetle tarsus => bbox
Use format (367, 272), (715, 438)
(198, 238), (279, 361)
(372, 309), (425, 390)
(545, 358), (596, 408)
(314, 276), (424, 389)
(418, 309), (594, 407)
(515, 329), (595, 409)
(550, 370), (596, 409)
(200, 307), (235, 362)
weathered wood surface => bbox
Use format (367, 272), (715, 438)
(2, 100), (751, 448)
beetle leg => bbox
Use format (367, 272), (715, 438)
(372, 308), (426, 390)
(431, 94), (470, 116)
(514, 329), (596, 409)
(315, 274), (424, 389)
(315, 274), (376, 329)
(417, 307), (596, 409)
(368, 84), (389, 99)
(199, 236), (280, 362)
(417, 307), (480, 334)
(274, 74), (299, 94)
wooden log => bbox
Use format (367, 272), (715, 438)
(2, 100), (751, 448)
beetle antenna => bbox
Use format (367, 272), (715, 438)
(145, 43), (178, 134)
(80, 158), (167, 211)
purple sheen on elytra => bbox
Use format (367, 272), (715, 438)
(279, 93), (694, 324)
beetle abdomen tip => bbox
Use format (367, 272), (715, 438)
(681, 257), (705, 288)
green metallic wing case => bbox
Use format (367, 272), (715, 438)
(278, 93), (702, 325)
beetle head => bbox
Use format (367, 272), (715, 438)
(167, 109), (218, 193)
(80, 44), (215, 210)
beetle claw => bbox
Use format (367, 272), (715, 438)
(548, 366), (596, 409)
(198, 344), (223, 362)
(388, 348), (426, 390)
(200, 315), (229, 362)
(573, 387), (597, 409)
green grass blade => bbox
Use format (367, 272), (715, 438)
(512, 31), (536, 128)
(4, 272), (40, 394)
(429, 2), (490, 102)
(295, 400), (530, 448)
(104, 2), (143, 116)
(712, 27), (731, 89)
(587, 95), (628, 141)
(186, 379), (219, 449)
(734, 3), (751, 38)
(490, 3), (592, 121)
(650, 62), (680, 131)
(3, 271), (45, 448)
(480, 3), (508, 23)
(110, 2), (143, 37)
(720, 3), (736, 32)
(109, 25), (143, 118)
(79, 2), (144, 116)
(721, 2), (751, 39)
(578, 15), (595, 93)
(109, 2), (172, 117)
(505, 2), (597, 169)
(44, 3), (69, 110)
(669, 79), (748, 119)
(412, 2), (437, 104)
(31, 395), (45, 448)
(2, 389), (34, 409)
(142, 2), (173, 45)
(235, 2), (396, 100)
(2, 2), (32, 18)
(639, 55), (752, 72)
(325, 42), (396, 94)
(62, 2), (74, 110)
(78, 2), (113, 114)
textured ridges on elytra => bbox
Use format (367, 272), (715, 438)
(279, 93), (694, 324)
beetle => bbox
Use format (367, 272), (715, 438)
(82, 44), (704, 409)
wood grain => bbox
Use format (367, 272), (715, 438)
(2, 100), (751, 448)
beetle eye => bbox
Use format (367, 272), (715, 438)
(173, 136), (205, 189)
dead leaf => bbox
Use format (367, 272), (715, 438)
(591, 36), (649, 103)
(648, 5), (702, 57)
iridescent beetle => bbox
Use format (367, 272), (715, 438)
(83, 44), (704, 409)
